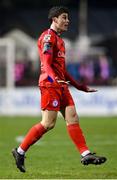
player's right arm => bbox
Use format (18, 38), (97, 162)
(38, 32), (57, 82)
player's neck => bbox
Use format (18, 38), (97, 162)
(50, 24), (62, 36)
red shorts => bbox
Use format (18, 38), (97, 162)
(40, 85), (74, 111)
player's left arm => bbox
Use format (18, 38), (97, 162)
(65, 71), (97, 93)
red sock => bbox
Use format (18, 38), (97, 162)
(20, 123), (46, 152)
(67, 123), (89, 154)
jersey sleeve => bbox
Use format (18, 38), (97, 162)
(65, 70), (88, 92)
(39, 31), (57, 82)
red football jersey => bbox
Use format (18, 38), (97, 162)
(37, 28), (66, 86)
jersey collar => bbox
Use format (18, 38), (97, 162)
(50, 28), (60, 36)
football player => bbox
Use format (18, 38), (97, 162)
(12, 6), (107, 172)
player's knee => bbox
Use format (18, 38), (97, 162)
(41, 119), (56, 131)
(47, 121), (55, 130)
(66, 113), (79, 124)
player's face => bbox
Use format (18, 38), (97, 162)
(56, 13), (69, 32)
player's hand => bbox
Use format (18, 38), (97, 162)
(85, 87), (98, 93)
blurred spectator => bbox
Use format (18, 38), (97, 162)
(66, 53), (115, 86)
(79, 60), (94, 85)
(15, 59), (38, 87)
(99, 55), (110, 85)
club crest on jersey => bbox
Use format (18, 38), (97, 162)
(43, 34), (51, 42)
(52, 100), (58, 107)
(57, 51), (65, 58)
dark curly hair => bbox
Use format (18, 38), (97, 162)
(48, 6), (69, 23)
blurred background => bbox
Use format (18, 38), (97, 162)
(0, 0), (117, 116)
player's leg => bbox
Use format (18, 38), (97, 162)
(18, 110), (57, 152)
(61, 105), (90, 156)
(61, 106), (106, 165)
(12, 110), (58, 172)
(12, 86), (60, 172)
(60, 84), (107, 165)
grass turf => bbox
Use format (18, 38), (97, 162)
(0, 116), (117, 179)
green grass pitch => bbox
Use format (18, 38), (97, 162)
(0, 116), (117, 179)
